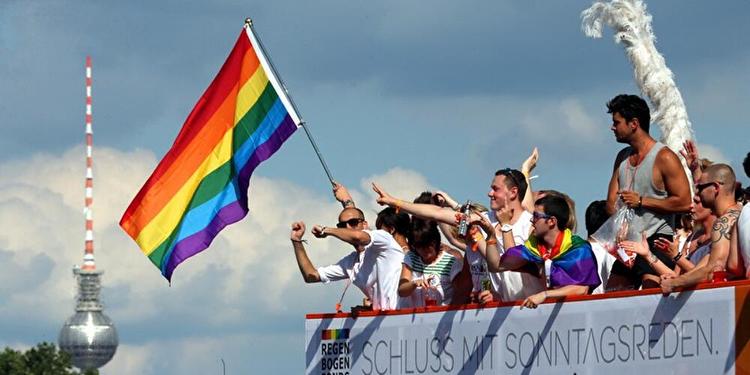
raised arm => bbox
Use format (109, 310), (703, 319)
(290, 221), (321, 283)
(521, 147), (539, 213)
(333, 182), (356, 208)
(679, 140), (702, 182)
(372, 182), (458, 225)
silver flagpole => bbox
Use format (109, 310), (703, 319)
(245, 18), (336, 186)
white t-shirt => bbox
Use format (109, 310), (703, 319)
(738, 203), (750, 279)
(463, 210), (545, 301)
(589, 241), (616, 294)
(402, 250), (463, 307)
(316, 229), (404, 310)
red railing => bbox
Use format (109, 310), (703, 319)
(306, 278), (750, 320)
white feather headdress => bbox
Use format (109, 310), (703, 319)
(581, 0), (694, 178)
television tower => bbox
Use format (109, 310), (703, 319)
(59, 56), (119, 370)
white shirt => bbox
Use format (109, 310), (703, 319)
(317, 229), (404, 310)
(463, 210), (545, 301)
(589, 241), (616, 294)
(738, 203), (750, 279)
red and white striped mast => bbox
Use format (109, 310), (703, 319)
(82, 55), (96, 271)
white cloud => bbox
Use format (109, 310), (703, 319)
(520, 97), (603, 143)
(0, 146), (430, 373)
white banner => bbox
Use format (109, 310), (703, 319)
(305, 288), (736, 374)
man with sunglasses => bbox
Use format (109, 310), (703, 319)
(661, 164), (743, 292)
(479, 195), (600, 309)
(289, 207), (405, 311)
(605, 94), (692, 289)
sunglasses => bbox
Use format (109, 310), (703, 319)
(497, 168), (522, 188)
(532, 211), (552, 221)
(695, 181), (723, 193)
(336, 218), (364, 228)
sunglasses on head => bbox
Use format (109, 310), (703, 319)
(336, 218), (364, 228)
(498, 168), (521, 188)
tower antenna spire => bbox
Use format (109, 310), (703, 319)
(59, 56), (118, 371)
(82, 55), (95, 271)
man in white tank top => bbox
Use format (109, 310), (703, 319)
(604, 94), (692, 289)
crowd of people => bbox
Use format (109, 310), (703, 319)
(289, 94), (750, 312)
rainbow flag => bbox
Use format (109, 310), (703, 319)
(120, 25), (301, 281)
(502, 229), (601, 289)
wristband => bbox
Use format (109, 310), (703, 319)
(290, 239), (307, 244)
(673, 252), (683, 262)
(486, 238), (497, 246)
(500, 224), (513, 233)
(342, 199), (354, 208)
(637, 196), (643, 208)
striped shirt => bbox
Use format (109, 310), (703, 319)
(403, 250), (462, 307)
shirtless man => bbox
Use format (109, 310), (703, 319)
(661, 164), (742, 292)
(605, 94), (692, 288)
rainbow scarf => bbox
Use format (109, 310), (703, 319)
(502, 229), (600, 289)
(120, 26), (301, 281)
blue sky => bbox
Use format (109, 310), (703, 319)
(1, 1), (748, 373)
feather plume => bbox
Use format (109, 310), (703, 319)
(581, 0), (694, 180)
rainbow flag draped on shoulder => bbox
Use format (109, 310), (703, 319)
(502, 229), (601, 289)
(120, 24), (301, 281)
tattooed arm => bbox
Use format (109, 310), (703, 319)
(661, 206), (740, 292)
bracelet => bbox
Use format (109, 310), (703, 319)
(648, 252), (658, 265)
(637, 196), (643, 208)
(673, 252), (683, 262)
(290, 239), (307, 244)
(342, 199), (354, 208)
(321, 226), (328, 236)
(486, 238), (497, 246)
(395, 200), (402, 214)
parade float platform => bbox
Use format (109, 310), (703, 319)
(306, 280), (750, 374)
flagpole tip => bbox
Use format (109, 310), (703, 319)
(245, 18), (253, 27)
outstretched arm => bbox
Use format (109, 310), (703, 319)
(521, 285), (588, 309)
(619, 233), (677, 277)
(312, 225), (371, 248)
(372, 182), (460, 225)
(290, 221), (321, 283)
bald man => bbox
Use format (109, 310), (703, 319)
(661, 164), (743, 292)
(290, 207), (404, 310)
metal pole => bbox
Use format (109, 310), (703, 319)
(244, 18), (336, 186)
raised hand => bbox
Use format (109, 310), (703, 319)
(332, 182), (354, 207)
(311, 225), (328, 239)
(372, 182), (396, 206)
(290, 221), (306, 241)
(679, 140), (700, 171)
(497, 196), (513, 224)
(521, 147), (539, 176)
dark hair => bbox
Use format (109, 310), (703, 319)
(408, 218), (441, 251)
(584, 200), (609, 236)
(535, 195), (570, 231)
(606, 94), (650, 133)
(538, 189), (577, 231)
(413, 191), (437, 205)
(743, 152), (750, 179)
(375, 207), (411, 236)
(495, 168), (527, 201)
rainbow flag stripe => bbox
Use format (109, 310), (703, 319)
(120, 26), (301, 280)
(321, 329), (350, 341)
